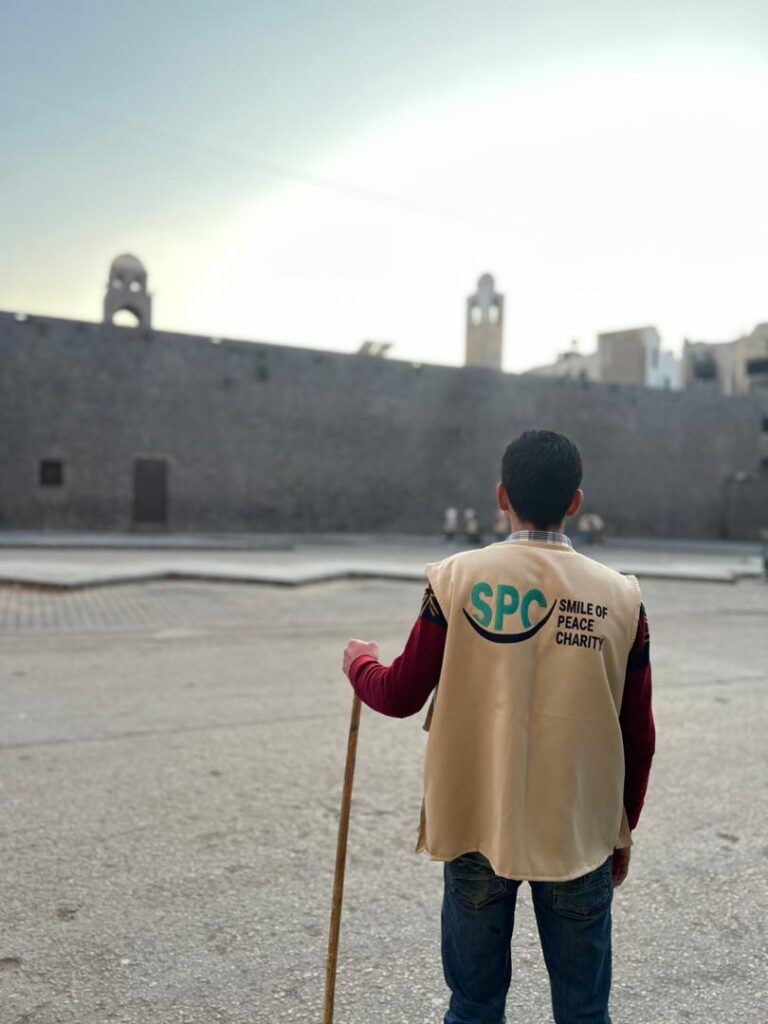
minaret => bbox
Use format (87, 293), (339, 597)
(465, 273), (504, 369)
(104, 254), (152, 329)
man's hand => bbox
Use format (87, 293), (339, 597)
(343, 639), (379, 679)
(612, 846), (631, 887)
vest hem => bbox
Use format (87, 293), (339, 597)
(417, 843), (619, 883)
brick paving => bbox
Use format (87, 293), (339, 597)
(0, 582), (263, 634)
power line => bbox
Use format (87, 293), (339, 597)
(9, 81), (514, 233)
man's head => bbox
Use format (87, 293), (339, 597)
(498, 430), (584, 531)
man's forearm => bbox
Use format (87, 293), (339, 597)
(349, 615), (446, 717)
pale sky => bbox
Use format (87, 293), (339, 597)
(1, 1), (767, 372)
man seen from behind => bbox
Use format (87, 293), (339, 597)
(343, 429), (655, 1024)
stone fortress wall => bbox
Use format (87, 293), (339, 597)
(0, 311), (765, 538)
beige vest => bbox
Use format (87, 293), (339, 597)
(416, 539), (641, 882)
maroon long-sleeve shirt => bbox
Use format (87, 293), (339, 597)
(350, 586), (655, 831)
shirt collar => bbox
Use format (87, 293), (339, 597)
(505, 529), (573, 549)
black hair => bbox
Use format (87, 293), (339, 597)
(501, 430), (582, 530)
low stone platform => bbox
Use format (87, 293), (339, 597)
(0, 535), (763, 589)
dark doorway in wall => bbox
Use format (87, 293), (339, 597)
(133, 457), (168, 527)
(39, 459), (64, 487)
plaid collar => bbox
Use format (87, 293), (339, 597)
(506, 529), (573, 549)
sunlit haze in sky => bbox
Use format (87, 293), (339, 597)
(2, 1), (767, 371)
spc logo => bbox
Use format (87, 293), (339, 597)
(462, 582), (556, 643)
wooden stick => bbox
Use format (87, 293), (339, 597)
(323, 693), (362, 1024)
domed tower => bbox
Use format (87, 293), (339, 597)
(103, 254), (152, 329)
(466, 272), (504, 370)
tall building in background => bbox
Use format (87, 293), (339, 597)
(465, 273), (504, 370)
(103, 254), (152, 329)
(597, 326), (679, 389)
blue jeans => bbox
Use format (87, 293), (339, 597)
(442, 852), (613, 1024)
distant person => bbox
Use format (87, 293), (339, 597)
(343, 429), (655, 1024)
(578, 511), (605, 545)
(443, 506), (459, 543)
(493, 507), (508, 541)
(591, 512), (606, 544)
(463, 507), (481, 545)
(578, 511), (594, 544)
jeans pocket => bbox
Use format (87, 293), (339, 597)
(552, 857), (613, 920)
(446, 852), (508, 909)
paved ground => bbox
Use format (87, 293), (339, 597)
(1, 572), (767, 1023)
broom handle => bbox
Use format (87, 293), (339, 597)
(323, 693), (362, 1024)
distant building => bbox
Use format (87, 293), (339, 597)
(466, 273), (504, 370)
(683, 323), (768, 470)
(683, 324), (768, 397)
(104, 254), (152, 329)
(598, 326), (679, 389)
(526, 327), (680, 390)
(526, 343), (601, 382)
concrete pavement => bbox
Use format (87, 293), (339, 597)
(1, 573), (766, 1023)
